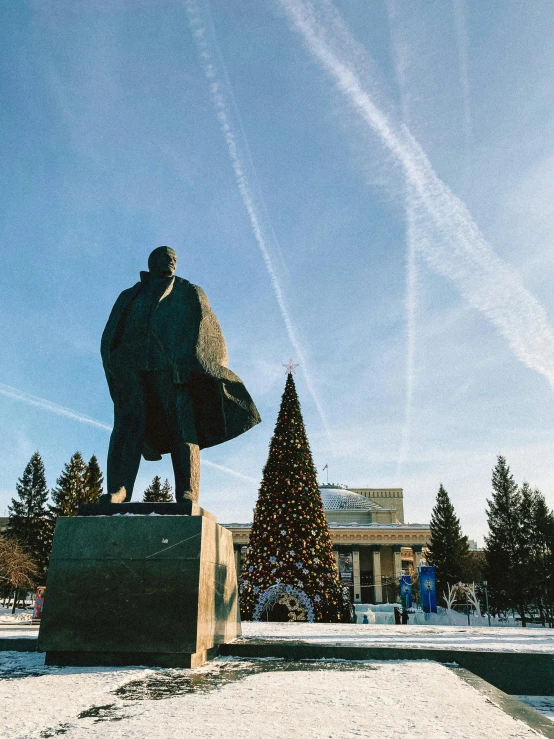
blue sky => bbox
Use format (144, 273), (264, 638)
(1, 0), (554, 543)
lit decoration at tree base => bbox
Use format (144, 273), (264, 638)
(252, 583), (314, 622)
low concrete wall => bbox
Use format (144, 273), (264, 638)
(0, 638), (40, 652)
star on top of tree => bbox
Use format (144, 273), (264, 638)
(283, 359), (299, 375)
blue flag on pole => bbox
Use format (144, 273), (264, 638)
(400, 575), (412, 608)
(418, 566), (437, 613)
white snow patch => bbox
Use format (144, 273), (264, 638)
(0, 656), (541, 738)
(3, 620), (554, 651)
(0, 653), (151, 737)
(0, 613), (33, 624)
(241, 620), (554, 653)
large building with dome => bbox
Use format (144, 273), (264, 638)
(223, 484), (430, 605)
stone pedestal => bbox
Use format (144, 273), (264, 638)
(38, 512), (240, 668)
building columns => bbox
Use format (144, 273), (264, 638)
(393, 544), (402, 580)
(371, 545), (382, 603)
(352, 545), (361, 603)
(332, 547), (340, 572)
(413, 545), (423, 569)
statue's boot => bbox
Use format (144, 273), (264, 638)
(172, 443), (200, 503)
(98, 488), (128, 505)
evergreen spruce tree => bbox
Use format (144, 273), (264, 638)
(528, 489), (554, 626)
(517, 482), (536, 614)
(6, 452), (50, 582)
(83, 455), (104, 504)
(143, 476), (162, 502)
(160, 478), (173, 502)
(484, 456), (527, 623)
(143, 476), (173, 502)
(49, 452), (88, 519)
(543, 504), (554, 627)
(239, 370), (343, 622)
(426, 484), (470, 602)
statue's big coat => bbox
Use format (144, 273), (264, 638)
(101, 274), (261, 459)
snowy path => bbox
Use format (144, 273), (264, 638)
(0, 654), (545, 738)
(242, 621), (554, 653)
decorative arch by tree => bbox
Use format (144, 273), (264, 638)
(252, 583), (315, 623)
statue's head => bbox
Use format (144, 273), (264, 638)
(148, 246), (177, 278)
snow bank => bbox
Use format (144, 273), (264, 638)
(0, 612), (33, 624)
(354, 603), (520, 628)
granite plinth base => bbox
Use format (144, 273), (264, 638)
(38, 513), (240, 667)
(44, 646), (220, 668)
(77, 501), (215, 519)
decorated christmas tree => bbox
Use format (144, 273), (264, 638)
(239, 363), (343, 622)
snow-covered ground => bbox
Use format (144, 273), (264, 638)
(3, 620), (554, 651)
(0, 653), (547, 738)
(0, 624), (38, 639)
(0, 608), (33, 626)
(241, 621), (554, 653)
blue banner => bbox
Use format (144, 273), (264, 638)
(400, 575), (412, 609)
(418, 566), (437, 613)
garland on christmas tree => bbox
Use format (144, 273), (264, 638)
(239, 370), (344, 622)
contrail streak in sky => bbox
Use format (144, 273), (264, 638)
(201, 460), (258, 484)
(184, 0), (333, 449)
(452, 0), (472, 150)
(386, 0), (418, 475)
(279, 0), (554, 392)
(0, 383), (112, 431)
(396, 195), (418, 475)
(0, 382), (256, 484)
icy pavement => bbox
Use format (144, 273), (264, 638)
(241, 621), (554, 653)
(516, 696), (554, 721)
(0, 653), (548, 738)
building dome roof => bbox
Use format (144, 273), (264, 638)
(319, 485), (379, 511)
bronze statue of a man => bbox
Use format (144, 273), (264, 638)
(101, 246), (261, 503)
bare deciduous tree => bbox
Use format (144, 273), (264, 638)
(0, 538), (38, 613)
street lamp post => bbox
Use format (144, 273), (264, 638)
(483, 580), (491, 627)
(425, 579), (432, 615)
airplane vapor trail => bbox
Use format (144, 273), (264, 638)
(278, 0), (554, 391)
(0, 382), (112, 431)
(452, 0), (472, 150)
(201, 460), (258, 484)
(387, 0), (468, 472)
(386, 0), (419, 474)
(396, 195), (418, 474)
(0, 382), (256, 484)
(184, 0), (333, 448)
